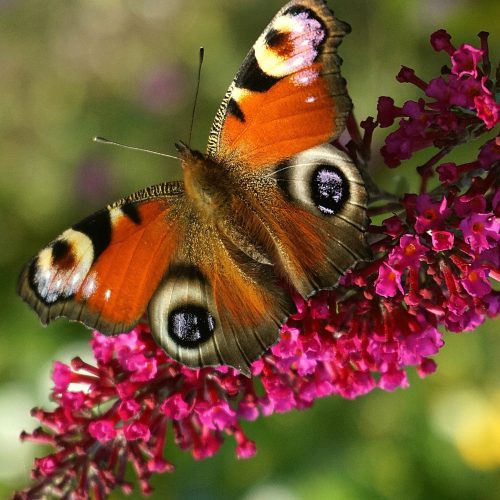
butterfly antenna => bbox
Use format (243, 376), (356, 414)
(93, 137), (179, 161)
(188, 47), (205, 148)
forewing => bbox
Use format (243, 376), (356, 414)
(18, 182), (184, 335)
(207, 0), (351, 168)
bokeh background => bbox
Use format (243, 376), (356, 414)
(1, 0), (499, 498)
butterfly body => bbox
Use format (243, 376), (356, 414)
(18, 0), (370, 376)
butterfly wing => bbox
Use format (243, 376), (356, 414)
(207, 0), (351, 168)
(150, 147), (368, 375)
(148, 219), (294, 376)
(240, 144), (370, 298)
(18, 182), (185, 335)
(18, 180), (294, 375)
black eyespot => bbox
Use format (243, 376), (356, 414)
(50, 239), (76, 272)
(51, 240), (72, 263)
(311, 165), (349, 215)
(168, 305), (216, 348)
(265, 28), (287, 48)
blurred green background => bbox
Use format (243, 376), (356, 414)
(1, 0), (499, 498)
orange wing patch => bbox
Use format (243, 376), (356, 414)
(219, 68), (335, 168)
(76, 200), (181, 329)
(254, 192), (331, 296)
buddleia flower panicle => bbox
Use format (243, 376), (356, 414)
(16, 29), (499, 499)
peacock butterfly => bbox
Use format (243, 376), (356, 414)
(18, 0), (370, 376)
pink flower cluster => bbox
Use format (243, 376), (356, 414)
(379, 30), (499, 169)
(16, 30), (499, 499)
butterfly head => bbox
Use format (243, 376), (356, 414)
(176, 142), (228, 213)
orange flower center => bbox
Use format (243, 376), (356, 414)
(472, 222), (484, 233)
(468, 270), (478, 282)
(404, 243), (417, 256)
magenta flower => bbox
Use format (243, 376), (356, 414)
(451, 44), (483, 78)
(430, 29), (454, 54)
(454, 193), (487, 217)
(436, 162), (459, 184)
(475, 94), (500, 129)
(37, 457), (58, 477)
(160, 394), (191, 420)
(375, 263), (404, 297)
(479, 137), (500, 168)
(376, 96), (401, 127)
(123, 422), (151, 442)
(15, 28), (499, 499)
(117, 399), (141, 420)
(460, 213), (500, 253)
(51, 361), (72, 392)
(88, 420), (117, 443)
(235, 430), (257, 459)
(431, 231), (455, 251)
(414, 194), (451, 234)
(380, 30), (499, 168)
(461, 268), (492, 297)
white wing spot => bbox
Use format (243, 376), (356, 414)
(81, 272), (99, 300)
(292, 69), (318, 86)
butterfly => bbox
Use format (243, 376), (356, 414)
(18, 0), (370, 376)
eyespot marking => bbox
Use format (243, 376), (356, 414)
(28, 229), (94, 304)
(265, 28), (294, 57)
(51, 240), (75, 269)
(168, 305), (216, 348)
(265, 28), (286, 47)
(253, 8), (326, 81)
(312, 165), (349, 215)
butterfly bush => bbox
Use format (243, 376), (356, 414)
(16, 30), (499, 499)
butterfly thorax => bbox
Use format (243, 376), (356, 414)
(179, 146), (230, 218)
(178, 144), (276, 265)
